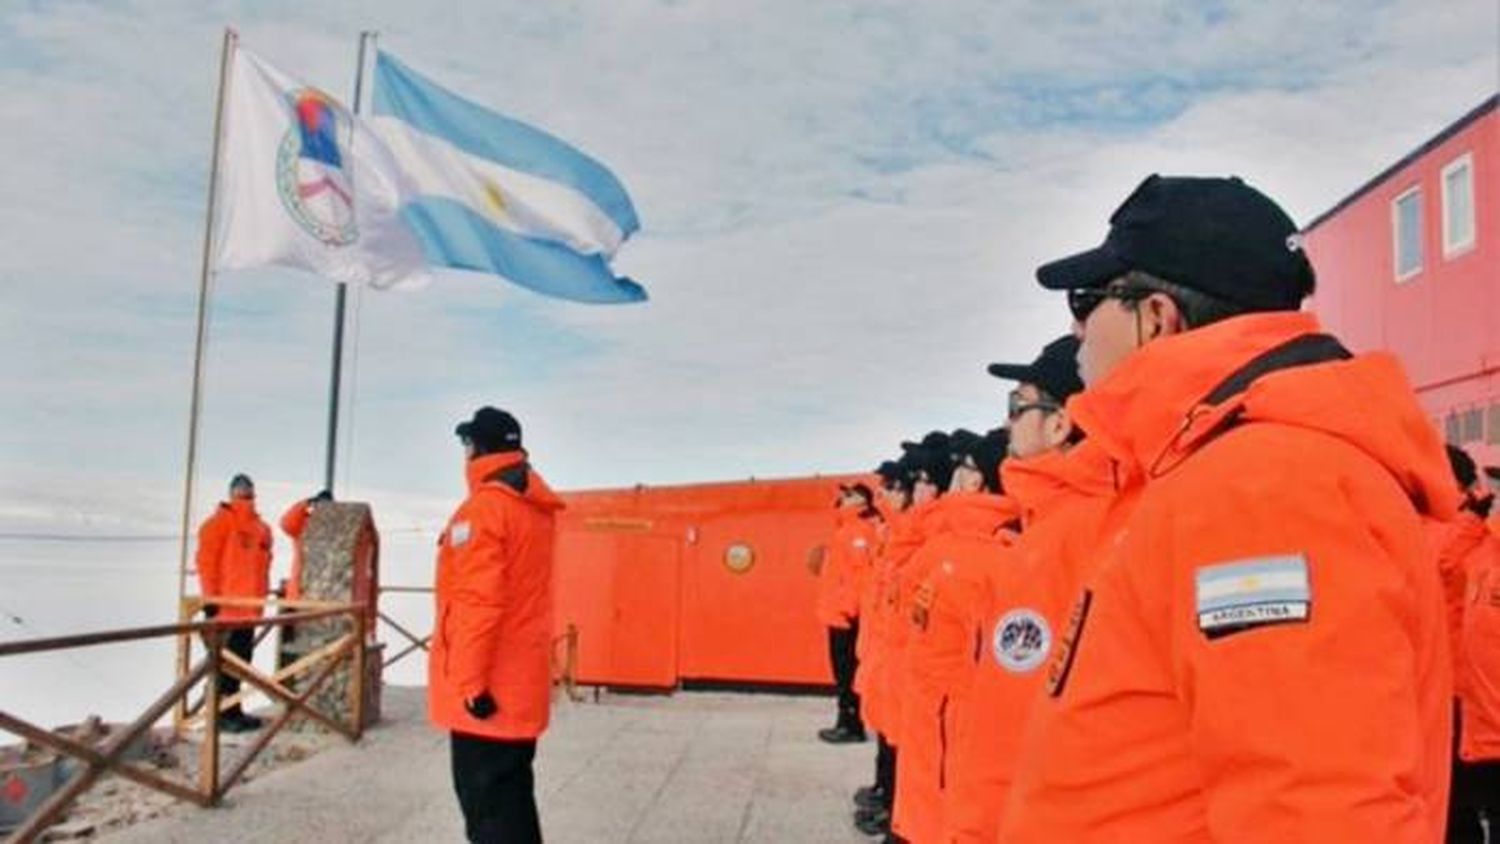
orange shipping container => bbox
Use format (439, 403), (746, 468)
(554, 474), (872, 689)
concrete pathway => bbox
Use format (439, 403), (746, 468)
(102, 686), (876, 843)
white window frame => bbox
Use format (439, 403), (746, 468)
(1392, 185), (1424, 283)
(1441, 152), (1476, 258)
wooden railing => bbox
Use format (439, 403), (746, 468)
(0, 601), (365, 843)
(375, 585), (582, 701)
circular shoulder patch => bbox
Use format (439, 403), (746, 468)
(992, 608), (1052, 674)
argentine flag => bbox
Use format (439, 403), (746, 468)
(371, 51), (646, 304)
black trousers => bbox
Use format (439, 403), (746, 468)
(1446, 756), (1500, 843)
(875, 734), (896, 804)
(451, 732), (542, 844)
(216, 628), (255, 718)
(827, 623), (862, 731)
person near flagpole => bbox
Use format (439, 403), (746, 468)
(430, 407), (565, 843)
(196, 472), (273, 734)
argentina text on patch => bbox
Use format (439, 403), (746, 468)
(1195, 554), (1310, 640)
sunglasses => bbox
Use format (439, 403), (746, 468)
(1008, 391), (1061, 420)
(1067, 285), (1153, 322)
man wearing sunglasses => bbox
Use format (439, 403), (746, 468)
(890, 428), (1017, 844)
(1001, 175), (1460, 842)
(945, 335), (1122, 842)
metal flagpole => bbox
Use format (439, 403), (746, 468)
(175, 25), (238, 728)
(323, 30), (376, 494)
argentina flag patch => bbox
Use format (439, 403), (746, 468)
(1195, 555), (1310, 640)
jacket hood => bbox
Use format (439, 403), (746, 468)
(1070, 311), (1458, 519)
(1001, 439), (1116, 527)
(466, 451), (566, 513)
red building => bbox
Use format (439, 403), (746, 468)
(1305, 95), (1499, 465)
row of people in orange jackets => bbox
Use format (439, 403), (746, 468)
(833, 174), (1500, 843)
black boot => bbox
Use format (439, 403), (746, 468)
(819, 724), (867, 743)
(854, 805), (891, 836)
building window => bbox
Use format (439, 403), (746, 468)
(1392, 187), (1423, 282)
(1442, 153), (1476, 257)
(1446, 412), (1462, 443)
(1488, 403), (1500, 446)
(1463, 408), (1484, 442)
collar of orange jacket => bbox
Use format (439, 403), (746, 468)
(465, 450), (567, 511)
(1068, 311), (1459, 520)
(1002, 439), (1115, 527)
(466, 450), (526, 491)
(226, 498), (259, 523)
(928, 491), (1021, 538)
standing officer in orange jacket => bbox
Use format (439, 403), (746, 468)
(195, 472), (272, 733)
(1002, 175), (1461, 842)
(854, 459), (912, 825)
(431, 407), (564, 844)
(1439, 446), (1500, 843)
(943, 335), (1109, 843)
(278, 489), (331, 602)
(818, 482), (882, 744)
(891, 428), (1015, 844)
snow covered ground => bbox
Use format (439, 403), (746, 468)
(0, 532), (440, 726)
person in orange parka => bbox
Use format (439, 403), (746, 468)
(890, 428), (1017, 844)
(817, 481), (883, 744)
(430, 406), (564, 844)
(1438, 446), (1500, 844)
(278, 489), (331, 602)
(852, 460), (913, 826)
(942, 336), (1114, 844)
(856, 441), (952, 839)
(1002, 175), (1461, 843)
(195, 472), (273, 733)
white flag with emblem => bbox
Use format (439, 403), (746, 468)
(212, 46), (429, 290)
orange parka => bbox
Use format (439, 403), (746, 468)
(943, 442), (1121, 844)
(867, 497), (943, 741)
(1442, 513), (1500, 762)
(891, 492), (1019, 844)
(1001, 312), (1461, 844)
(279, 500), (313, 602)
(816, 507), (881, 629)
(196, 499), (272, 621)
(429, 451), (565, 741)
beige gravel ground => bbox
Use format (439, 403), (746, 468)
(95, 686), (876, 843)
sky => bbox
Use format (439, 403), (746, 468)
(1, 0), (1496, 536)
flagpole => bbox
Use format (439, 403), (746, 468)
(175, 25), (237, 727)
(323, 30), (376, 495)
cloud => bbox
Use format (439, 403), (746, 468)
(0, 0), (1495, 534)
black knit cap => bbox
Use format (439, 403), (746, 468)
(1037, 174), (1316, 310)
(455, 406), (523, 454)
(987, 335), (1085, 404)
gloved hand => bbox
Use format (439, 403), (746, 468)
(202, 603), (220, 619)
(464, 691), (497, 720)
(1465, 493), (1495, 518)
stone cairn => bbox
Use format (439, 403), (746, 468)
(282, 502), (382, 732)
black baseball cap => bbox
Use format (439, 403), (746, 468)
(988, 335), (1085, 403)
(953, 428), (1009, 493)
(455, 406), (523, 453)
(947, 428), (983, 460)
(1036, 174), (1316, 310)
(901, 430), (952, 454)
